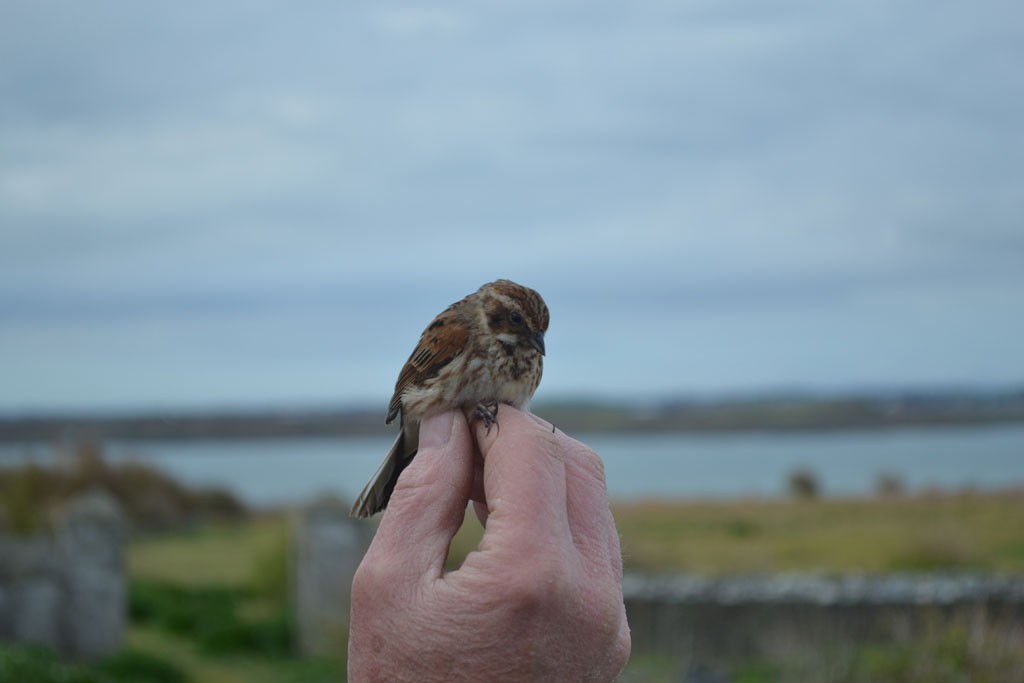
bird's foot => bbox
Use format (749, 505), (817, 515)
(473, 400), (500, 435)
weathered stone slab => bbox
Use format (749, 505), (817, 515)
(291, 496), (373, 656)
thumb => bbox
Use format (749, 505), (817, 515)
(366, 410), (474, 578)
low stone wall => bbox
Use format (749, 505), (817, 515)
(0, 490), (125, 658)
(624, 572), (1024, 665)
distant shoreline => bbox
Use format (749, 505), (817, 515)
(2, 388), (1022, 443)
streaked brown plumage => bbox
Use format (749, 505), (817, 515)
(350, 279), (549, 518)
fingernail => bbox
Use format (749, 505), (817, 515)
(419, 411), (454, 449)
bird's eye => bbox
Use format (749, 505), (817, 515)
(509, 311), (524, 326)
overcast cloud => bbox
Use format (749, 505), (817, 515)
(1, 1), (1022, 412)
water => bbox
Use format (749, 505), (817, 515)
(2, 425), (1022, 506)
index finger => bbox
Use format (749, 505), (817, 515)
(469, 405), (573, 564)
(560, 433), (624, 581)
(484, 408), (622, 580)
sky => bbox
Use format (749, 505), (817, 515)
(1, 1), (1022, 413)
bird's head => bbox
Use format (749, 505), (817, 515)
(480, 279), (549, 356)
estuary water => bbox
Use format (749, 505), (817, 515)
(2, 424), (1022, 506)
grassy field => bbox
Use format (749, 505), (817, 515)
(6, 445), (1022, 681)
(129, 513), (289, 588)
(126, 489), (1024, 585)
(122, 627), (339, 683)
(10, 490), (1016, 682)
(124, 513), (330, 683)
(441, 489), (1024, 575)
(612, 490), (1024, 574)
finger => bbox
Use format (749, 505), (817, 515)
(365, 410), (474, 579)
(469, 451), (486, 505)
(468, 405), (573, 562)
(472, 500), (489, 527)
(524, 411), (555, 431)
(560, 435), (623, 580)
(487, 405), (621, 577)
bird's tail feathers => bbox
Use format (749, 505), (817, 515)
(350, 429), (416, 518)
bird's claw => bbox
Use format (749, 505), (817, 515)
(474, 400), (500, 434)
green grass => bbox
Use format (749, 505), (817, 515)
(128, 580), (290, 657)
(114, 489), (1024, 682)
(123, 513), (345, 682)
(725, 612), (1024, 683)
(610, 490), (1024, 574)
(129, 514), (288, 586)
(126, 628), (341, 683)
(434, 489), (1024, 575)
(0, 643), (186, 683)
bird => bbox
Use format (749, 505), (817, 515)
(350, 279), (549, 518)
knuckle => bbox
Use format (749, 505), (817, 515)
(579, 446), (607, 481)
(565, 439), (607, 485)
(501, 556), (574, 613)
(610, 625), (632, 674)
(351, 554), (388, 596)
(579, 585), (631, 675)
(352, 547), (407, 600)
(579, 579), (625, 621)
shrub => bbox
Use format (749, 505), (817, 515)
(725, 518), (759, 539)
(130, 579), (291, 656)
(0, 645), (93, 683)
(0, 464), (50, 534)
(197, 613), (291, 657)
(875, 471), (906, 497)
(0, 444), (247, 533)
(96, 650), (186, 683)
(251, 527), (291, 604)
(786, 467), (820, 500)
(131, 581), (239, 636)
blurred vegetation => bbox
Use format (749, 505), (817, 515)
(612, 491), (1024, 574)
(125, 515), (343, 683)
(727, 611), (1024, 683)
(0, 644), (185, 683)
(786, 467), (821, 499)
(0, 443), (246, 534)
(875, 471), (907, 497)
(121, 506), (1024, 683)
(129, 516), (287, 587)
(129, 581), (289, 657)
(6, 443), (1024, 681)
(4, 388), (1023, 442)
(0, 448), (339, 683)
(443, 489), (1024, 575)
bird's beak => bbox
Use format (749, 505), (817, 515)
(530, 332), (546, 356)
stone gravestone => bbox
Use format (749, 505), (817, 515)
(54, 489), (126, 658)
(0, 489), (124, 658)
(291, 496), (373, 656)
(0, 534), (62, 650)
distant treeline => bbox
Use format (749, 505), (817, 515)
(541, 388), (1024, 433)
(2, 388), (1023, 442)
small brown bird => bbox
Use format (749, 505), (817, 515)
(350, 279), (549, 518)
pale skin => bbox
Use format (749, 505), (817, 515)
(348, 405), (631, 682)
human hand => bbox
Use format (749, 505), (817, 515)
(348, 405), (631, 682)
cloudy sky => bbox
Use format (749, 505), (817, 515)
(1, 1), (1022, 413)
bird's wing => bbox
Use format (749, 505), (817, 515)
(386, 305), (469, 423)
